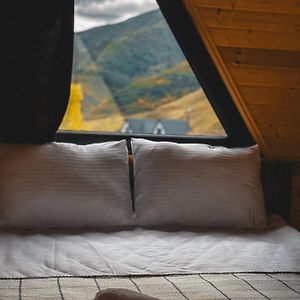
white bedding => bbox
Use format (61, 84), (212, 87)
(0, 215), (299, 278)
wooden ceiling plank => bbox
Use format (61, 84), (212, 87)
(267, 139), (300, 148)
(221, 48), (300, 69)
(185, 0), (300, 160)
(184, 0), (273, 158)
(202, 8), (300, 34)
(211, 28), (300, 51)
(230, 66), (300, 88)
(194, 0), (300, 15)
(258, 122), (300, 140)
(249, 104), (300, 124)
(269, 146), (300, 160)
(239, 86), (300, 105)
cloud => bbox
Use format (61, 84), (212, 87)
(74, 0), (159, 32)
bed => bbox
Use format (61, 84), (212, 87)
(0, 139), (299, 299)
(0, 216), (300, 299)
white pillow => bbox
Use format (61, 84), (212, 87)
(0, 140), (133, 228)
(132, 138), (266, 228)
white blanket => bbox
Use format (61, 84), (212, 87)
(0, 215), (299, 278)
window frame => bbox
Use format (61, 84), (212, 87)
(56, 0), (253, 148)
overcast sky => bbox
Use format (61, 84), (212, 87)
(74, 0), (159, 32)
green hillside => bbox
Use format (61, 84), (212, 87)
(115, 61), (199, 114)
(73, 9), (199, 117)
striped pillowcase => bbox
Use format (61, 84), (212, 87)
(0, 140), (133, 229)
(132, 138), (266, 228)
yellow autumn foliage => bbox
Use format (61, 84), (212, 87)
(60, 83), (91, 131)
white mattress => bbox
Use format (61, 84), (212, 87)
(0, 215), (299, 278)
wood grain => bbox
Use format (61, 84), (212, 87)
(184, 0), (272, 158)
(249, 104), (300, 124)
(270, 146), (300, 160)
(210, 27), (300, 50)
(258, 123), (300, 141)
(230, 66), (300, 88)
(194, 0), (300, 15)
(239, 86), (300, 105)
(202, 8), (300, 33)
(221, 48), (300, 69)
(185, 0), (300, 160)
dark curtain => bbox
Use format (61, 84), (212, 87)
(0, 1), (74, 143)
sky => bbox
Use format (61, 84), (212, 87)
(74, 0), (159, 32)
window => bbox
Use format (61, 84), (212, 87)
(60, 0), (225, 137)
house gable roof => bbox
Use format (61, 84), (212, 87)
(124, 118), (191, 135)
(160, 119), (191, 135)
(125, 119), (157, 134)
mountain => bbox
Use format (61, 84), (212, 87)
(72, 9), (200, 117)
(131, 89), (225, 136)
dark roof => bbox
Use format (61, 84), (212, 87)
(160, 119), (191, 135)
(124, 118), (191, 135)
(124, 118), (157, 134)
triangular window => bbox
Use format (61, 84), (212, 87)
(60, 0), (226, 137)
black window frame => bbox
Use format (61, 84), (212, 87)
(56, 0), (254, 148)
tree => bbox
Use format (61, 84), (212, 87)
(60, 83), (88, 130)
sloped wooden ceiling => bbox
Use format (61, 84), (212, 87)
(184, 0), (300, 160)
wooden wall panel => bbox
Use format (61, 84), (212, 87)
(184, 0), (300, 160)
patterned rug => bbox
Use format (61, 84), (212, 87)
(1, 273), (300, 299)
